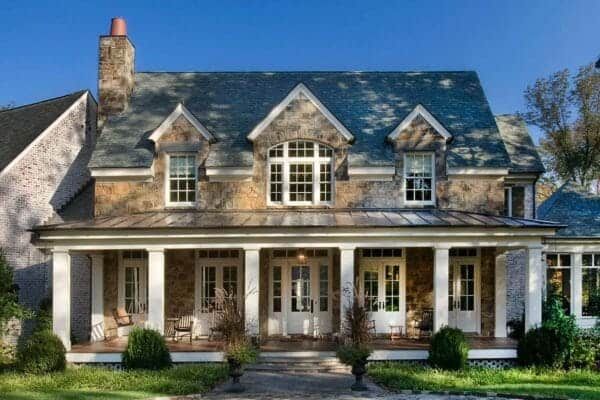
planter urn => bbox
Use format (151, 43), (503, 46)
(350, 358), (368, 391)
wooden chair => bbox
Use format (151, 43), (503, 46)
(367, 319), (377, 338)
(416, 308), (434, 337)
(112, 307), (134, 337)
(173, 315), (194, 343)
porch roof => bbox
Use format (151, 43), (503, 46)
(34, 209), (562, 231)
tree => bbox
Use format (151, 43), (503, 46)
(0, 249), (30, 333)
(523, 64), (600, 188)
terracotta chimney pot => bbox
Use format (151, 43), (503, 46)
(110, 17), (127, 36)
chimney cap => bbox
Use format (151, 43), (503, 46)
(110, 17), (127, 36)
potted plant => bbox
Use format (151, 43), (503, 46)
(336, 288), (372, 391)
(214, 289), (257, 393)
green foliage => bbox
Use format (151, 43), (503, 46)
(122, 328), (172, 370)
(0, 364), (228, 399)
(507, 315), (525, 341)
(34, 297), (52, 333)
(0, 249), (31, 332)
(336, 344), (372, 366)
(428, 326), (469, 370)
(368, 363), (600, 400)
(16, 330), (66, 374)
(225, 341), (257, 366)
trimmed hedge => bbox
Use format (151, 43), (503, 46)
(16, 330), (66, 373)
(428, 326), (468, 370)
(122, 328), (172, 370)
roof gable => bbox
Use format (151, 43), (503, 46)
(387, 104), (452, 141)
(247, 83), (354, 142)
(149, 103), (215, 143)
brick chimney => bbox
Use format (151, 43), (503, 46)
(98, 17), (135, 125)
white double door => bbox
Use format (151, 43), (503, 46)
(269, 258), (331, 336)
(359, 259), (406, 334)
(448, 259), (480, 333)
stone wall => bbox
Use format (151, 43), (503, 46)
(98, 35), (135, 123)
(405, 248), (434, 328)
(94, 95), (506, 215)
(102, 251), (119, 338)
(0, 94), (96, 343)
(506, 249), (526, 323)
(165, 250), (195, 319)
(480, 248), (496, 336)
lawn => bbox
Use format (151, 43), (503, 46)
(0, 364), (228, 400)
(369, 363), (600, 400)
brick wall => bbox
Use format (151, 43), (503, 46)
(0, 93), (96, 343)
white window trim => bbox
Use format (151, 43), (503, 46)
(544, 252), (572, 313)
(581, 253), (600, 319)
(165, 153), (198, 208)
(117, 251), (148, 316)
(403, 152), (436, 206)
(267, 141), (334, 207)
(149, 103), (215, 143)
(387, 104), (452, 141)
(504, 186), (526, 218)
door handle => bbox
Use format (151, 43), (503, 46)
(311, 300), (314, 314)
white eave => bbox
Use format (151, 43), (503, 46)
(205, 166), (254, 182)
(90, 167), (154, 182)
(446, 167), (509, 176)
(348, 166), (396, 181)
(387, 104), (452, 141)
(149, 103), (215, 143)
(247, 83), (354, 142)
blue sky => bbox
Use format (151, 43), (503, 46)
(1, 1), (598, 141)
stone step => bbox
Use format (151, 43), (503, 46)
(250, 355), (350, 373)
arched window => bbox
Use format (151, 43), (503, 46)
(267, 140), (334, 205)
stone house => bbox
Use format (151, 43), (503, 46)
(31, 18), (580, 364)
(0, 91), (97, 342)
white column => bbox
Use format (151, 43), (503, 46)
(433, 246), (450, 332)
(52, 249), (71, 350)
(525, 245), (543, 330)
(339, 246), (356, 331)
(572, 253), (583, 319)
(90, 253), (104, 342)
(147, 248), (165, 334)
(244, 247), (260, 336)
(495, 249), (507, 337)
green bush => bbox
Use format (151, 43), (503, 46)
(34, 297), (52, 333)
(428, 326), (468, 370)
(225, 341), (257, 365)
(122, 328), (172, 370)
(567, 334), (597, 369)
(16, 330), (66, 373)
(518, 326), (564, 367)
(336, 344), (372, 366)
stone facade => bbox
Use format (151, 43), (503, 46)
(405, 248), (434, 329)
(506, 249), (526, 323)
(93, 95), (506, 215)
(0, 94), (96, 343)
(98, 35), (135, 123)
(165, 250), (195, 319)
(480, 248), (496, 336)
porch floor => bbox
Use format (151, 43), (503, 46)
(70, 336), (516, 353)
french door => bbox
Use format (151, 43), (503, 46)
(448, 259), (480, 333)
(359, 255), (405, 334)
(268, 252), (332, 336)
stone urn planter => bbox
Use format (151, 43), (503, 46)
(225, 356), (245, 393)
(336, 344), (372, 391)
(350, 357), (369, 391)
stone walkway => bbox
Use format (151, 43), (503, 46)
(162, 370), (523, 400)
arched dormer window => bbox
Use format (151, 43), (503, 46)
(267, 140), (333, 206)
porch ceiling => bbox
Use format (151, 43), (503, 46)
(35, 209), (562, 231)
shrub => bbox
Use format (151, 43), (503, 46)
(34, 297), (52, 333)
(567, 334), (597, 369)
(507, 315), (525, 340)
(16, 330), (66, 373)
(0, 249), (31, 331)
(225, 341), (257, 366)
(428, 326), (468, 370)
(336, 344), (371, 366)
(518, 326), (564, 367)
(122, 328), (172, 370)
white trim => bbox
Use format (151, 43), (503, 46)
(165, 153), (198, 208)
(403, 152), (436, 206)
(149, 103), (215, 143)
(348, 166), (395, 181)
(447, 167), (509, 176)
(247, 83), (354, 142)
(205, 167), (253, 182)
(91, 167), (154, 181)
(66, 351), (223, 363)
(0, 92), (89, 179)
(387, 104), (452, 141)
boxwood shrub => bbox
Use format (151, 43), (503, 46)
(428, 326), (468, 370)
(122, 327), (172, 370)
(16, 330), (66, 373)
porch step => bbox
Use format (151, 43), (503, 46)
(248, 355), (350, 373)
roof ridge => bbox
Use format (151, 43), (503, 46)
(0, 90), (87, 115)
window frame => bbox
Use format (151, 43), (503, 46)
(165, 152), (198, 208)
(544, 252), (572, 313)
(118, 250), (148, 316)
(267, 141), (334, 206)
(504, 185), (526, 218)
(403, 152), (436, 206)
(582, 253), (600, 318)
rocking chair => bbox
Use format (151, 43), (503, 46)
(173, 315), (194, 343)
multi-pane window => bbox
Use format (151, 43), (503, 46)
(267, 141), (333, 205)
(223, 266), (238, 298)
(504, 186), (525, 218)
(363, 270), (379, 312)
(404, 153), (434, 204)
(582, 253), (600, 317)
(384, 264), (401, 312)
(200, 266), (216, 311)
(272, 266), (282, 313)
(122, 250), (147, 314)
(545, 253), (571, 312)
(167, 154), (196, 206)
(319, 265), (329, 312)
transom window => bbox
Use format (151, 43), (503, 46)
(404, 153), (435, 204)
(268, 141), (334, 205)
(582, 253), (600, 317)
(166, 154), (197, 206)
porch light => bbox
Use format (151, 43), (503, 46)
(297, 249), (306, 263)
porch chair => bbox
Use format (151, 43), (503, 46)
(367, 319), (377, 339)
(416, 308), (434, 337)
(173, 315), (194, 343)
(112, 307), (134, 337)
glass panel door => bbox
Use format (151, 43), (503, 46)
(385, 264), (400, 312)
(459, 264), (475, 312)
(448, 262), (478, 332)
(291, 266), (311, 312)
(363, 269), (379, 312)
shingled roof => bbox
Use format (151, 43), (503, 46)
(0, 91), (87, 173)
(495, 114), (545, 174)
(538, 181), (600, 237)
(90, 71), (512, 169)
